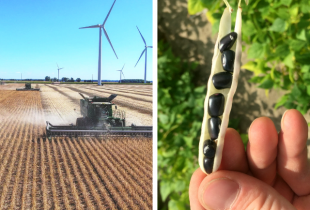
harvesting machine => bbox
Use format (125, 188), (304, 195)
(46, 93), (152, 137)
(16, 83), (40, 91)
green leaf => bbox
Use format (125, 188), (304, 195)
(283, 52), (294, 68)
(160, 181), (174, 201)
(269, 18), (286, 33)
(188, 0), (205, 15)
(288, 39), (306, 51)
(275, 95), (288, 109)
(301, 65), (310, 73)
(243, 20), (257, 37)
(168, 200), (187, 210)
(258, 75), (274, 89)
(183, 136), (193, 148)
(248, 43), (265, 59)
(296, 53), (310, 65)
(277, 8), (290, 20)
(280, 0), (292, 6)
(297, 30), (307, 41)
(274, 44), (290, 58)
(307, 86), (310, 96)
(292, 84), (301, 96)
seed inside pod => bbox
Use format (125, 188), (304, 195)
(212, 72), (232, 90)
(203, 157), (214, 174)
(208, 117), (221, 140)
(218, 32), (238, 53)
(203, 140), (216, 158)
(208, 93), (225, 117)
(221, 50), (235, 72)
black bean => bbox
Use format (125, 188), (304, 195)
(208, 93), (225, 117)
(208, 118), (221, 140)
(218, 32), (237, 53)
(203, 140), (216, 158)
(203, 157), (214, 174)
(221, 50), (235, 72)
(212, 72), (232, 89)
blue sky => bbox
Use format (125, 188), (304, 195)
(0, 0), (153, 81)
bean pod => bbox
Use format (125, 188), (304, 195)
(199, 2), (243, 175)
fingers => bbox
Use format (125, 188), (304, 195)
(247, 117), (278, 185)
(189, 168), (207, 210)
(278, 109), (310, 196)
(218, 128), (248, 173)
(198, 171), (295, 210)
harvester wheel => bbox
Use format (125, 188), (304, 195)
(76, 118), (85, 126)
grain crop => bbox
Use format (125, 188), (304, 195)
(0, 84), (153, 209)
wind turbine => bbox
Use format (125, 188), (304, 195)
(79, 0), (118, 86)
(116, 64), (125, 83)
(56, 63), (63, 82)
(134, 26), (153, 83)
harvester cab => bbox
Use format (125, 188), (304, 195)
(77, 93), (126, 129)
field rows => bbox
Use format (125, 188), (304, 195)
(0, 85), (153, 210)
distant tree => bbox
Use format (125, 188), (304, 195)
(68, 77), (74, 82)
(45, 76), (50, 81)
(62, 77), (69, 82)
(76, 78), (81, 82)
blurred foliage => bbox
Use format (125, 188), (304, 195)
(188, 0), (310, 115)
(157, 42), (249, 209)
(158, 41), (206, 209)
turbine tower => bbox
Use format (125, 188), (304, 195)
(79, 0), (118, 86)
(134, 26), (153, 83)
(116, 64), (125, 83)
(57, 63), (63, 82)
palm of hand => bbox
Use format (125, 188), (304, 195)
(190, 109), (310, 210)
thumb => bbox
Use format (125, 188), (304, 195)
(198, 171), (295, 210)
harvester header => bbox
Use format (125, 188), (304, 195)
(46, 92), (152, 137)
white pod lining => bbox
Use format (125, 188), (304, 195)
(199, 6), (242, 175)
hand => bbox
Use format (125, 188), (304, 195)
(189, 109), (310, 210)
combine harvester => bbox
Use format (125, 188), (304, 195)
(46, 93), (152, 137)
(16, 83), (40, 91)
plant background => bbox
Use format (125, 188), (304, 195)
(158, 0), (310, 209)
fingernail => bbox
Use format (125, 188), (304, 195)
(202, 178), (239, 210)
(281, 109), (289, 128)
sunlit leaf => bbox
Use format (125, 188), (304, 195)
(269, 18), (286, 33)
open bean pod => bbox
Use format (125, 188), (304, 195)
(199, 5), (243, 175)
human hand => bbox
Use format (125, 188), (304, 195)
(189, 109), (310, 210)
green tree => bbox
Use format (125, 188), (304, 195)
(45, 76), (50, 81)
(76, 78), (81, 82)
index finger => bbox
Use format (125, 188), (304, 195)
(189, 168), (206, 210)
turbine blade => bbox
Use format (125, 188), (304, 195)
(122, 72), (125, 78)
(103, 0), (117, 26)
(122, 64), (125, 70)
(135, 49), (146, 67)
(79, 24), (100, 29)
(148, 46), (153, 48)
(136, 26), (146, 46)
(103, 28), (118, 59)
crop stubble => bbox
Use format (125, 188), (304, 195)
(0, 84), (153, 210)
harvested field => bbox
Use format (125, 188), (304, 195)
(0, 84), (153, 209)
